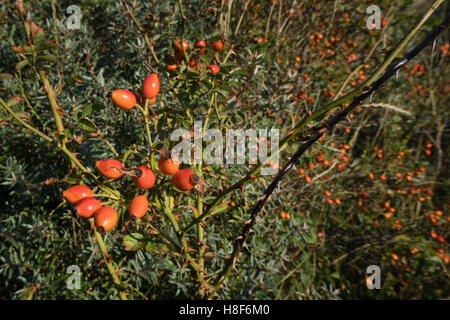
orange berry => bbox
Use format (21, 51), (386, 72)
(210, 40), (224, 52)
(207, 64), (220, 75)
(173, 39), (189, 52)
(128, 195), (148, 219)
(132, 165), (156, 189)
(194, 40), (207, 53)
(94, 206), (118, 231)
(360, 192), (368, 199)
(63, 185), (93, 204)
(74, 197), (101, 218)
(158, 153), (180, 175)
(111, 89), (137, 110)
(96, 159), (124, 179)
(142, 74), (160, 100)
(172, 169), (198, 191)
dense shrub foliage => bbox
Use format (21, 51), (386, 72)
(0, 0), (448, 299)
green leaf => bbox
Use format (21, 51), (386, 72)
(182, 120), (191, 129)
(36, 41), (57, 52)
(16, 60), (29, 71)
(122, 148), (133, 163)
(303, 228), (317, 244)
(64, 128), (73, 138)
(6, 96), (24, 107)
(0, 73), (13, 80)
(210, 203), (228, 216)
(123, 233), (145, 251)
(37, 54), (57, 63)
(20, 287), (37, 300)
(68, 74), (83, 83)
(77, 118), (97, 132)
(393, 235), (411, 242)
(23, 45), (35, 55)
(97, 68), (105, 87)
(145, 241), (169, 254)
(81, 104), (93, 117)
(231, 69), (247, 76)
(34, 30), (45, 44)
(331, 272), (340, 279)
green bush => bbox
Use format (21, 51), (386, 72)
(0, 0), (448, 300)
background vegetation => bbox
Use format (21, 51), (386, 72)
(0, 0), (448, 299)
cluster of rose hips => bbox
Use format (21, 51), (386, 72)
(63, 69), (208, 231)
(63, 155), (199, 232)
(165, 38), (223, 75)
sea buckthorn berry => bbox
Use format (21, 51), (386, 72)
(94, 206), (118, 232)
(207, 65), (220, 75)
(158, 152), (180, 175)
(132, 165), (155, 189)
(166, 63), (178, 73)
(173, 39), (189, 52)
(111, 89), (137, 110)
(194, 40), (206, 53)
(128, 195), (148, 219)
(63, 185), (93, 204)
(74, 197), (101, 218)
(172, 169), (198, 191)
(96, 159), (124, 179)
(165, 55), (178, 73)
(142, 74), (160, 100)
(210, 40), (223, 52)
(189, 54), (203, 70)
